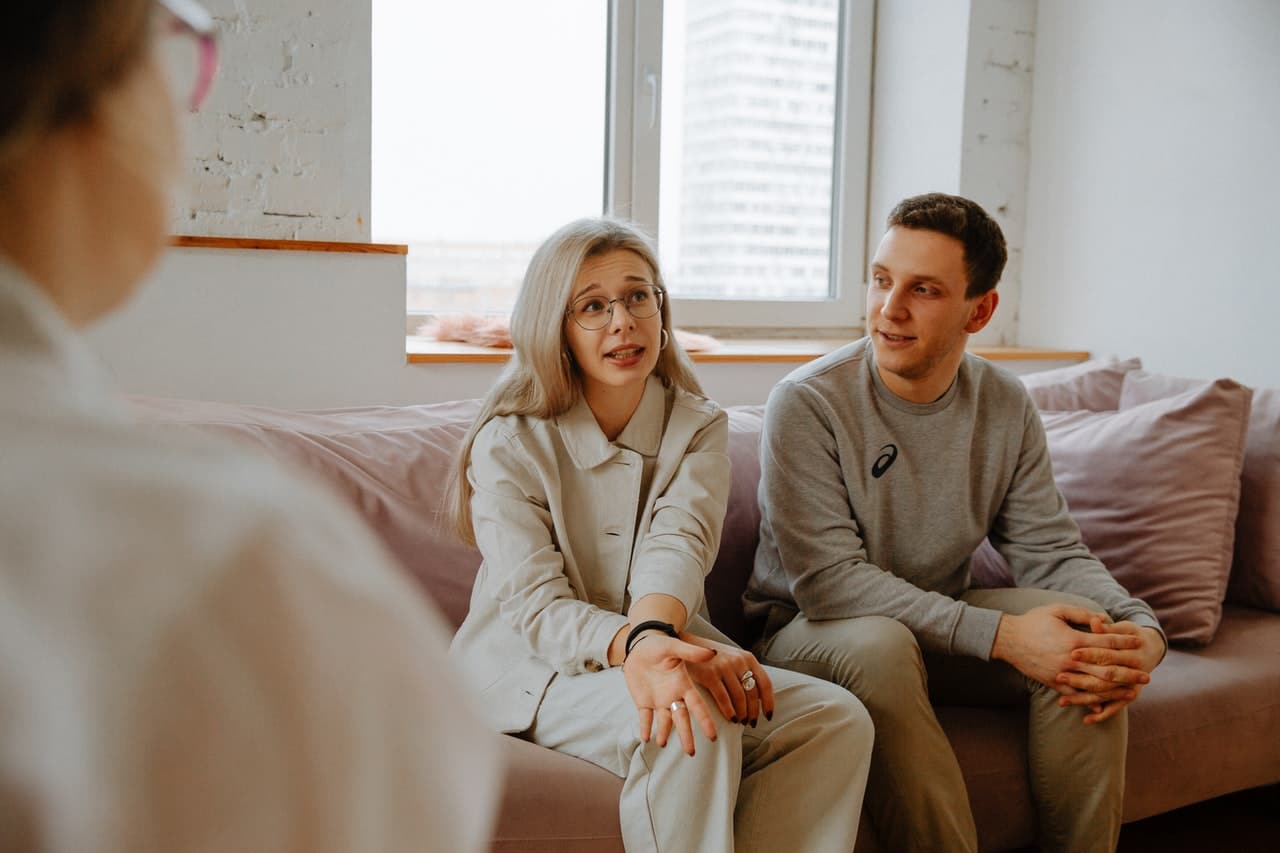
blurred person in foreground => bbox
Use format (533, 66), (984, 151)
(0, 2), (500, 850)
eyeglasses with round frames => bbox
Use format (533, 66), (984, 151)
(566, 285), (665, 331)
(156, 0), (219, 112)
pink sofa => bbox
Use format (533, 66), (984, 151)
(131, 370), (1280, 852)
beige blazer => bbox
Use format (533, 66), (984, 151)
(450, 375), (731, 733)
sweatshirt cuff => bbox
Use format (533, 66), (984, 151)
(956, 604), (1005, 661)
(1122, 611), (1168, 664)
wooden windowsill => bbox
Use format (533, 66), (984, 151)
(170, 235), (408, 255)
(406, 336), (1089, 366)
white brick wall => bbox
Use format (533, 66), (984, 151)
(961, 0), (1038, 346)
(171, 0), (371, 241)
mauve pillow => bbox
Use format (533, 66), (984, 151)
(129, 396), (485, 630)
(1020, 357), (1142, 412)
(1037, 379), (1252, 644)
(1121, 372), (1280, 614)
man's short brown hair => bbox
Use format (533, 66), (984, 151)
(887, 193), (1008, 298)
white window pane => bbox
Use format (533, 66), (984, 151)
(373, 1), (607, 315)
(659, 0), (841, 301)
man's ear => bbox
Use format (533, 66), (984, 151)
(964, 290), (999, 334)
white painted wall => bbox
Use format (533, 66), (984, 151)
(1020, 0), (1280, 388)
(864, 0), (971, 252)
(86, 248), (805, 408)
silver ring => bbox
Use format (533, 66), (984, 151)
(670, 701), (686, 714)
(740, 671), (757, 692)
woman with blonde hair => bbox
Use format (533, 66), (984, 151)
(0, 2), (498, 849)
(449, 217), (872, 852)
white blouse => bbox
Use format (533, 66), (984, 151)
(0, 260), (500, 852)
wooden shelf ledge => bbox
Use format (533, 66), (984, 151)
(406, 337), (1089, 366)
(170, 235), (407, 255)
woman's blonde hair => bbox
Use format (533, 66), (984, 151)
(445, 217), (705, 544)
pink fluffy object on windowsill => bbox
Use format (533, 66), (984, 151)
(420, 314), (721, 353)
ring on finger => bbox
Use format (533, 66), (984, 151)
(739, 671), (757, 692)
(670, 701), (686, 714)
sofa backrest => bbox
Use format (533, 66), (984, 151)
(131, 381), (1280, 650)
(130, 396), (487, 628)
(707, 406), (766, 646)
(130, 396), (769, 644)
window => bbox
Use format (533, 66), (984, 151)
(371, 1), (607, 315)
(374, 0), (873, 330)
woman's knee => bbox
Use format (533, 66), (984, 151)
(776, 673), (874, 745)
(832, 690), (875, 755)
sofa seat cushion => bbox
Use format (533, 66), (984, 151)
(1122, 605), (1280, 821)
(936, 706), (1034, 852)
(492, 736), (624, 852)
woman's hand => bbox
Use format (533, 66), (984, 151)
(621, 635), (718, 755)
(679, 633), (775, 727)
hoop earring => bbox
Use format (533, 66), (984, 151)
(660, 328), (669, 351)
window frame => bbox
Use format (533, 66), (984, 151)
(607, 0), (875, 331)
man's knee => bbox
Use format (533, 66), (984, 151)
(966, 587), (1107, 618)
(767, 616), (925, 697)
(1047, 590), (1107, 615)
(849, 616), (924, 682)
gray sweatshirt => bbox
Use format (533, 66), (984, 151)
(744, 338), (1161, 660)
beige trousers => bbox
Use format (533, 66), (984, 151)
(527, 663), (873, 853)
(757, 588), (1127, 853)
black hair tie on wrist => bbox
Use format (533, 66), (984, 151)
(625, 620), (678, 658)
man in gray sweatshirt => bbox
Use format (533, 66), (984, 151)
(743, 193), (1167, 852)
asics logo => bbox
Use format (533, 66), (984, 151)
(871, 444), (898, 478)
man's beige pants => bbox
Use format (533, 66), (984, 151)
(757, 588), (1127, 853)
(527, 664), (874, 853)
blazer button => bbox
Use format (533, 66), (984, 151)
(584, 659), (605, 673)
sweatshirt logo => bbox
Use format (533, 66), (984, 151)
(871, 444), (898, 478)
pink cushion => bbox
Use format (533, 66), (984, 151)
(1020, 357), (1143, 411)
(130, 396), (486, 630)
(1120, 372), (1280, 613)
(1036, 379), (1253, 644)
